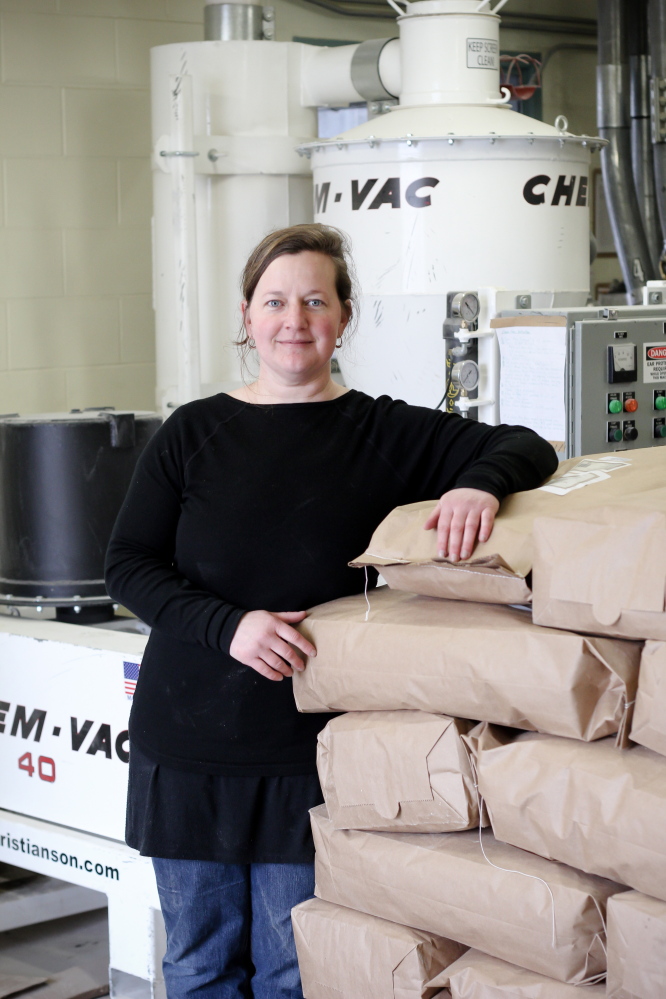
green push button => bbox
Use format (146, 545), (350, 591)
(608, 398), (623, 414)
(612, 428), (623, 442)
(659, 425), (666, 438)
(656, 395), (666, 410)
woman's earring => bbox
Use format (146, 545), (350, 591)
(248, 338), (256, 348)
(335, 337), (343, 348)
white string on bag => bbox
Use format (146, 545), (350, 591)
(363, 565), (371, 622)
(463, 747), (559, 951)
(475, 790), (558, 948)
(463, 742), (609, 984)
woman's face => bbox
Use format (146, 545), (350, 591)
(242, 251), (350, 385)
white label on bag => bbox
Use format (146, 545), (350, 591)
(539, 456), (630, 495)
(643, 342), (666, 383)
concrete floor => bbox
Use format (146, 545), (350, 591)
(0, 908), (109, 999)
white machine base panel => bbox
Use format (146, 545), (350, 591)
(0, 808), (164, 998)
(0, 619), (146, 842)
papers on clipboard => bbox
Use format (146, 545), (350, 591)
(491, 316), (567, 451)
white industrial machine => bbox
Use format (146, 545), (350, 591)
(0, 410), (164, 998)
(150, 0), (666, 456)
(2, 1), (666, 997)
(152, 0), (598, 419)
(0, 619), (162, 998)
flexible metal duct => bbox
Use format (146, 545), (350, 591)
(629, 0), (662, 263)
(649, 0), (666, 272)
(598, 0), (655, 301)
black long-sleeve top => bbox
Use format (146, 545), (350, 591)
(105, 389), (557, 776)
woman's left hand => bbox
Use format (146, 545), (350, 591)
(423, 487), (500, 562)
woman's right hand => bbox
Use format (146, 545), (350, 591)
(229, 610), (316, 681)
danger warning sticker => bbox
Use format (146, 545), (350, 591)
(643, 342), (666, 383)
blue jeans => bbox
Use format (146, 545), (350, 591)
(152, 858), (314, 999)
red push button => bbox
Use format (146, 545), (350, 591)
(624, 397), (638, 412)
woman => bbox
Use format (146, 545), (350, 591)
(105, 223), (557, 999)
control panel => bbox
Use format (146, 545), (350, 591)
(496, 307), (666, 456)
(575, 317), (666, 454)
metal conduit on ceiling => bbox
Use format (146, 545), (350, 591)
(298, 0), (597, 33)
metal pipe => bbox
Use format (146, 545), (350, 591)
(628, 0), (662, 264)
(597, 0), (655, 302)
(352, 37), (399, 100)
(169, 75), (202, 406)
(301, 43), (366, 107)
(297, 0), (399, 20)
(648, 0), (666, 273)
(501, 14), (596, 36)
(541, 44), (597, 74)
(297, 0), (598, 31)
(302, 37), (399, 107)
(204, 3), (265, 40)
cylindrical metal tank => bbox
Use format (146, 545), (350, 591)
(0, 410), (161, 610)
(397, 0), (500, 106)
(307, 105), (597, 407)
(303, 0), (601, 409)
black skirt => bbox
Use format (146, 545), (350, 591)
(126, 742), (324, 864)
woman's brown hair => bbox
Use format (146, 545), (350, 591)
(237, 223), (357, 354)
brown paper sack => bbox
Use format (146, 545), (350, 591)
(350, 499), (532, 606)
(311, 804), (621, 984)
(294, 588), (640, 743)
(317, 711), (479, 832)
(350, 448), (666, 606)
(532, 500), (666, 641)
(428, 949), (606, 998)
(607, 891), (666, 999)
(631, 641), (666, 756)
(291, 896), (466, 999)
(469, 725), (666, 901)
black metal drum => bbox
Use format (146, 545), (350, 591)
(0, 409), (161, 616)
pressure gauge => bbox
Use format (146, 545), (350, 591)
(451, 360), (479, 392)
(450, 292), (480, 324)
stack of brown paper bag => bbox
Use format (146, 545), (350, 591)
(310, 805), (620, 984)
(290, 448), (666, 996)
(292, 897), (466, 999)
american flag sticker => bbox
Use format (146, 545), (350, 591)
(123, 661), (141, 699)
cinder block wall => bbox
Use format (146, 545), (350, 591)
(0, 0), (396, 415)
(0, 0), (600, 416)
(0, 0), (208, 414)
